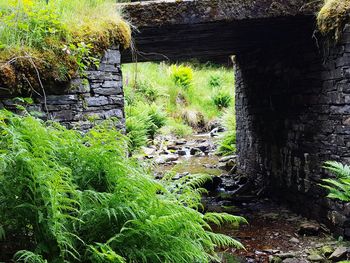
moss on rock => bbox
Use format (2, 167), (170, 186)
(317, 0), (350, 40)
(0, 2), (131, 94)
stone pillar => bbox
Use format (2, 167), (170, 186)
(235, 25), (350, 236)
(0, 46), (125, 132)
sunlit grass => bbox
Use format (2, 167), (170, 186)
(0, 0), (130, 91)
(123, 62), (235, 138)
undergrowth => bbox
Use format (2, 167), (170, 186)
(0, 0), (131, 93)
(123, 62), (235, 151)
(0, 110), (245, 262)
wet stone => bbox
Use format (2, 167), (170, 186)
(329, 247), (349, 261)
(307, 254), (324, 262)
(298, 222), (321, 236)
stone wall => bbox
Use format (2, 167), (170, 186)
(0, 46), (124, 131)
(235, 24), (350, 236)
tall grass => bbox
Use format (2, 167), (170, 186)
(0, 110), (245, 262)
(217, 106), (236, 156)
(123, 62), (235, 144)
(0, 0), (126, 49)
(0, 0), (130, 91)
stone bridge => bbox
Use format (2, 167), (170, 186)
(121, 0), (318, 63)
(122, 0), (350, 236)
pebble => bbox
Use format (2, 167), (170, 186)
(307, 254), (324, 261)
(276, 252), (297, 259)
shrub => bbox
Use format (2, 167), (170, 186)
(322, 161), (350, 201)
(212, 90), (232, 109)
(0, 110), (245, 262)
(170, 64), (193, 89)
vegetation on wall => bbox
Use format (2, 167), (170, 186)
(0, 110), (245, 263)
(317, 0), (350, 40)
(0, 0), (131, 93)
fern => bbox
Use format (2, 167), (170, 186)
(204, 212), (248, 227)
(322, 161), (350, 201)
(14, 251), (48, 263)
(0, 110), (244, 263)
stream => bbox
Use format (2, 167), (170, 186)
(139, 132), (348, 263)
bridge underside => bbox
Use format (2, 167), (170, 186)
(121, 0), (350, 237)
(121, 0), (318, 63)
(122, 16), (315, 64)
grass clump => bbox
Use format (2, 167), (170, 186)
(212, 90), (232, 110)
(317, 0), (350, 41)
(170, 64), (193, 89)
(0, 110), (245, 263)
(218, 107), (236, 156)
(0, 0), (131, 93)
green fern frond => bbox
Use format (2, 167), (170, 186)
(206, 232), (244, 249)
(322, 161), (350, 201)
(204, 212), (247, 227)
(14, 251), (48, 263)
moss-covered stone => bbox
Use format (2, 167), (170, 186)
(317, 0), (350, 40)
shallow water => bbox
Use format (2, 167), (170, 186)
(152, 134), (338, 263)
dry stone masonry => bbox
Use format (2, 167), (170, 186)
(0, 46), (124, 131)
(235, 24), (350, 237)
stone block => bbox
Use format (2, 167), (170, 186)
(69, 78), (90, 93)
(86, 96), (110, 107)
(104, 109), (124, 119)
(45, 95), (78, 105)
(93, 87), (122, 96)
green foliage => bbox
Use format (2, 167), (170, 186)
(125, 102), (167, 152)
(123, 62), (235, 133)
(0, 0), (130, 91)
(14, 251), (48, 263)
(322, 161), (350, 201)
(125, 113), (148, 152)
(218, 131), (236, 156)
(218, 107), (236, 156)
(209, 74), (222, 88)
(147, 103), (167, 139)
(170, 64), (193, 89)
(135, 81), (159, 102)
(161, 118), (193, 137)
(68, 42), (100, 74)
(212, 90), (232, 110)
(0, 110), (244, 262)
